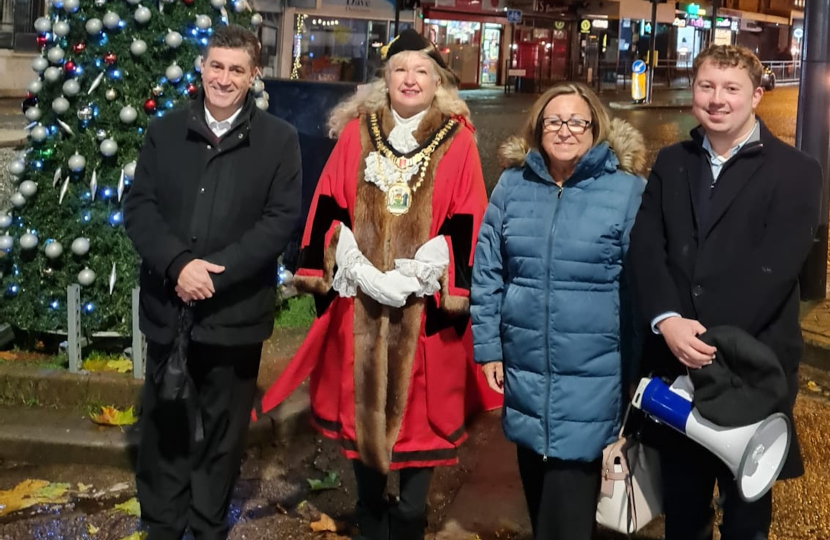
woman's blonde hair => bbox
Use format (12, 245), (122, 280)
(522, 82), (611, 152)
(327, 49), (471, 138)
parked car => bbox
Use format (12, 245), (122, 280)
(762, 67), (776, 91)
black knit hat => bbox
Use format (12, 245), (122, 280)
(690, 326), (788, 427)
(381, 29), (449, 71)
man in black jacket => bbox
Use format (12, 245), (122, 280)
(629, 44), (822, 539)
(123, 25), (301, 540)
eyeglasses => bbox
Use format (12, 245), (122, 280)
(542, 117), (592, 135)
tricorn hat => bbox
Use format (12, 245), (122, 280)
(381, 29), (450, 72)
(691, 326), (788, 427)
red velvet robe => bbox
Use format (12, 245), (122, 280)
(256, 107), (502, 472)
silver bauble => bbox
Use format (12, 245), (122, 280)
(134, 6), (151, 24)
(124, 161), (137, 179)
(34, 17), (51, 33)
(95, 128), (108, 141)
(47, 46), (65, 64)
(195, 15), (212, 29)
(52, 96), (70, 114)
(0, 215), (11, 229)
(8, 159), (25, 176)
(252, 79), (265, 94)
(165, 64), (183, 83)
(27, 80), (43, 94)
(130, 39), (147, 56)
(20, 233), (38, 250)
(100, 138), (118, 157)
(164, 31), (183, 48)
(103, 11), (120, 29)
(63, 0), (79, 11)
(10, 193), (26, 208)
(255, 97), (268, 110)
(45, 241), (63, 259)
(31, 56), (48, 73)
(62, 79), (80, 96)
(251, 13), (263, 26)
(0, 235), (13, 251)
(24, 106), (42, 122)
(105, 88), (117, 101)
(71, 237), (90, 256)
(43, 66), (62, 83)
(119, 105), (138, 124)
(78, 268), (96, 286)
(85, 18), (103, 35)
(68, 153), (86, 172)
(52, 20), (70, 37)
(19, 180), (37, 198)
(77, 105), (93, 121)
(30, 125), (48, 142)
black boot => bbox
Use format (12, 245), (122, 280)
(353, 500), (389, 540)
(388, 502), (426, 540)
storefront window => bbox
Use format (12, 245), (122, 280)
(424, 19), (482, 87)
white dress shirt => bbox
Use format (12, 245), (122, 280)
(205, 105), (243, 139)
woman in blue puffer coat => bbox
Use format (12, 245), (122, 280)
(471, 81), (646, 540)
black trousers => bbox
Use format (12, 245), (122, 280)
(656, 426), (772, 540)
(516, 445), (601, 540)
(136, 340), (262, 540)
(352, 459), (433, 540)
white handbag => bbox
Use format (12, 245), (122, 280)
(596, 406), (663, 534)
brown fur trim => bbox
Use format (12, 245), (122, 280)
(438, 271), (470, 315)
(294, 226), (340, 296)
(351, 106), (459, 473)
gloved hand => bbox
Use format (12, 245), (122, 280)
(394, 235), (450, 297)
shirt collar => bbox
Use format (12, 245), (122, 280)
(205, 104), (243, 130)
(702, 120), (760, 164)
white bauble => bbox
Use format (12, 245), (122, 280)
(164, 30), (183, 48)
(85, 18), (103, 35)
(43, 66), (62, 83)
(52, 20), (70, 37)
(34, 17), (51, 33)
(119, 105), (138, 124)
(0, 215), (11, 229)
(124, 161), (137, 179)
(45, 241), (63, 259)
(130, 39), (147, 56)
(20, 233), (38, 250)
(251, 13), (263, 26)
(24, 106), (42, 122)
(100, 138), (118, 157)
(31, 56), (48, 73)
(78, 268), (96, 286)
(255, 97), (268, 110)
(165, 64), (183, 83)
(103, 11), (121, 29)
(134, 6), (151, 24)
(0, 235), (13, 251)
(30, 125), (48, 142)
(52, 96), (70, 114)
(252, 78), (265, 94)
(47, 46), (65, 63)
(27, 80), (43, 94)
(195, 15), (212, 29)
(19, 181), (37, 198)
(10, 193), (26, 208)
(210, 0), (225, 7)
(71, 237), (90, 256)
(62, 79), (80, 96)
(8, 159), (25, 176)
(63, 0), (79, 11)
(68, 153), (86, 172)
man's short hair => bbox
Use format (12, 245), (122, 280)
(205, 24), (261, 68)
(692, 44), (763, 89)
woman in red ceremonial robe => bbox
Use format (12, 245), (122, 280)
(256, 29), (501, 540)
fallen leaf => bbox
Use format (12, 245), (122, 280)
(87, 523), (100, 535)
(806, 381), (822, 392)
(307, 471), (340, 491)
(310, 513), (338, 533)
(90, 406), (138, 426)
(0, 480), (70, 517)
(113, 497), (141, 517)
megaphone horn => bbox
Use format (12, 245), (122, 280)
(632, 377), (791, 502)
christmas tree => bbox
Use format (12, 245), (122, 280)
(0, 0), (267, 335)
